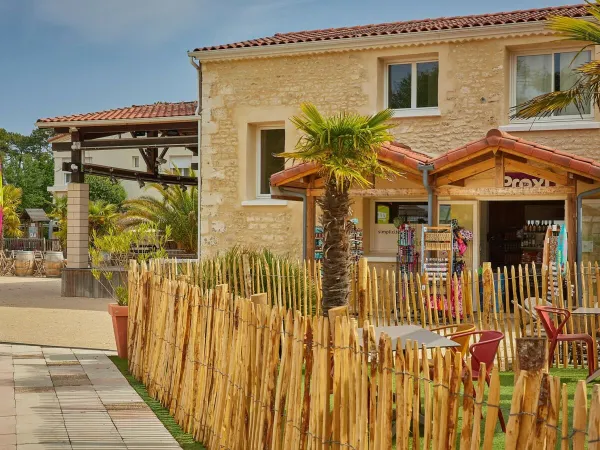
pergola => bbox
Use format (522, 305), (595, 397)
(36, 102), (199, 269)
(270, 129), (600, 263)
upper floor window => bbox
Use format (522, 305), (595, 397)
(132, 155), (140, 168)
(84, 156), (92, 164)
(257, 128), (285, 197)
(513, 50), (592, 121)
(386, 61), (439, 116)
(64, 172), (71, 185)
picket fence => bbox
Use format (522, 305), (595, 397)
(159, 256), (600, 371)
(127, 261), (600, 450)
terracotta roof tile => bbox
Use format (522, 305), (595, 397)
(37, 101), (197, 124)
(195, 4), (588, 52)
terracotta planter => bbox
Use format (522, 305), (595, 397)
(108, 304), (128, 358)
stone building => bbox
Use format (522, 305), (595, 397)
(188, 4), (600, 272)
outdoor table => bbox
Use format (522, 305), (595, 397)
(357, 325), (460, 350)
(571, 307), (600, 383)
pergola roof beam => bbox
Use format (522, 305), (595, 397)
(52, 135), (197, 152)
(82, 164), (197, 185)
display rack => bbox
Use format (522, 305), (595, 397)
(396, 222), (418, 275)
(314, 226), (324, 261)
(314, 222), (363, 262)
(421, 225), (453, 280)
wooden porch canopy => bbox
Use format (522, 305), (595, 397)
(36, 102), (199, 185)
(271, 128), (600, 260)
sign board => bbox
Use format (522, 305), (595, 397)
(28, 225), (37, 238)
(504, 172), (554, 188)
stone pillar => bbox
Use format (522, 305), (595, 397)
(67, 183), (89, 269)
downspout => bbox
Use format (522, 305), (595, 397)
(274, 186), (307, 260)
(577, 186), (600, 303)
(189, 56), (202, 260)
(418, 163), (435, 226)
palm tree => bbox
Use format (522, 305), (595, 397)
(513, 1), (600, 119)
(88, 200), (118, 237)
(2, 185), (24, 238)
(284, 103), (397, 314)
(119, 170), (197, 253)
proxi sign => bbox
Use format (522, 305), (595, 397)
(504, 172), (554, 188)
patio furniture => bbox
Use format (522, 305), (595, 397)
(535, 306), (596, 378)
(33, 251), (45, 277)
(571, 307), (600, 383)
(430, 323), (476, 357)
(453, 329), (506, 432)
(358, 325), (460, 350)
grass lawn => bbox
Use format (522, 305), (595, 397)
(110, 354), (595, 449)
(109, 356), (206, 450)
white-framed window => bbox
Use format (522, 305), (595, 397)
(511, 49), (592, 122)
(257, 127), (285, 197)
(84, 156), (92, 164)
(385, 60), (439, 117)
(132, 155), (140, 168)
(64, 172), (71, 185)
(169, 155), (192, 177)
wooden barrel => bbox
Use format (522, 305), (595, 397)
(45, 251), (64, 278)
(14, 251), (34, 277)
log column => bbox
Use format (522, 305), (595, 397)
(566, 176), (577, 265)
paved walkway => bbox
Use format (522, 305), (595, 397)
(0, 343), (181, 449)
(0, 277), (114, 350)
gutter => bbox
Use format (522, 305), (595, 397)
(576, 186), (600, 303)
(418, 163), (435, 226)
(189, 56), (203, 260)
(270, 186), (307, 260)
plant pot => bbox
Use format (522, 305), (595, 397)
(108, 304), (128, 359)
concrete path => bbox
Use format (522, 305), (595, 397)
(0, 277), (114, 350)
(0, 343), (181, 449)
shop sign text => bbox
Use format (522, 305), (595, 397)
(504, 172), (554, 188)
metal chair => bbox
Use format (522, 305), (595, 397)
(535, 305), (596, 377)
(430, 323), (476, 357)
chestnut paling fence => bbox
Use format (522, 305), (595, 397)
(128, 261), (600, 450)
(161, 256), (600, 371)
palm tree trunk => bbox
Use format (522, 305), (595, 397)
(319, 178), (351, 315)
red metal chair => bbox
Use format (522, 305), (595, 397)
(453, 330), (506, 432)
(535, 305), (596, 377)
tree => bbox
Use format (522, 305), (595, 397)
(119, 169), (197, 253)
(0, 128), (54, 211)
(513, 1), (600, 119)
(1, 185), (24, 238)
(283, 103), (396, 314)
(87, 175), (127, 207)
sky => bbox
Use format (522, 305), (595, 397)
(0, 0), (578, 135)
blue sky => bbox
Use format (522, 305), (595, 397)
(0, 0), (576, 134)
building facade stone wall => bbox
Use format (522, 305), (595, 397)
(199, 33), (600, 258)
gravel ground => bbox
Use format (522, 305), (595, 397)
(0, 277), (115, 350)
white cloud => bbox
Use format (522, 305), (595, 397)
(30, 0), (207, 44)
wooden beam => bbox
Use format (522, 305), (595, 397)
(495, 153), (504, 188)
(306, 193), (317, 260)
(567, 177), (577, 264)
(59, 121), (198, 135)
(500, 147), (600, 183)
(52, 135), (198, 152)
(307, 187), (429, 197)
(431, 192), (439, 226)
(401, 170), (425, 185)
(434, 158), (495, 187)
(504, 157), (568, 186)
(430, 147), (495, 174)
(80, 164), (197, 185)
(435, 185), (575, 197)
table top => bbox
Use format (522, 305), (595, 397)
(572, 307), (600, 315)
(357, 325), (460, 350)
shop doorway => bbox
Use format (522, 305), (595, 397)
(482, 200), (565, 270)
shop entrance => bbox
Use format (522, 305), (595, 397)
(482, 200), (565, 270)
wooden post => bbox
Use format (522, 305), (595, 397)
(306, 194), (316, 260)
(515, 337), (547, 382)
(495, 152), (505, 188)
(566, 177), (577, 266)
(431, 193), (439, 226)
(70, 129), (84, 183)
(358, 258), (368, 326)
